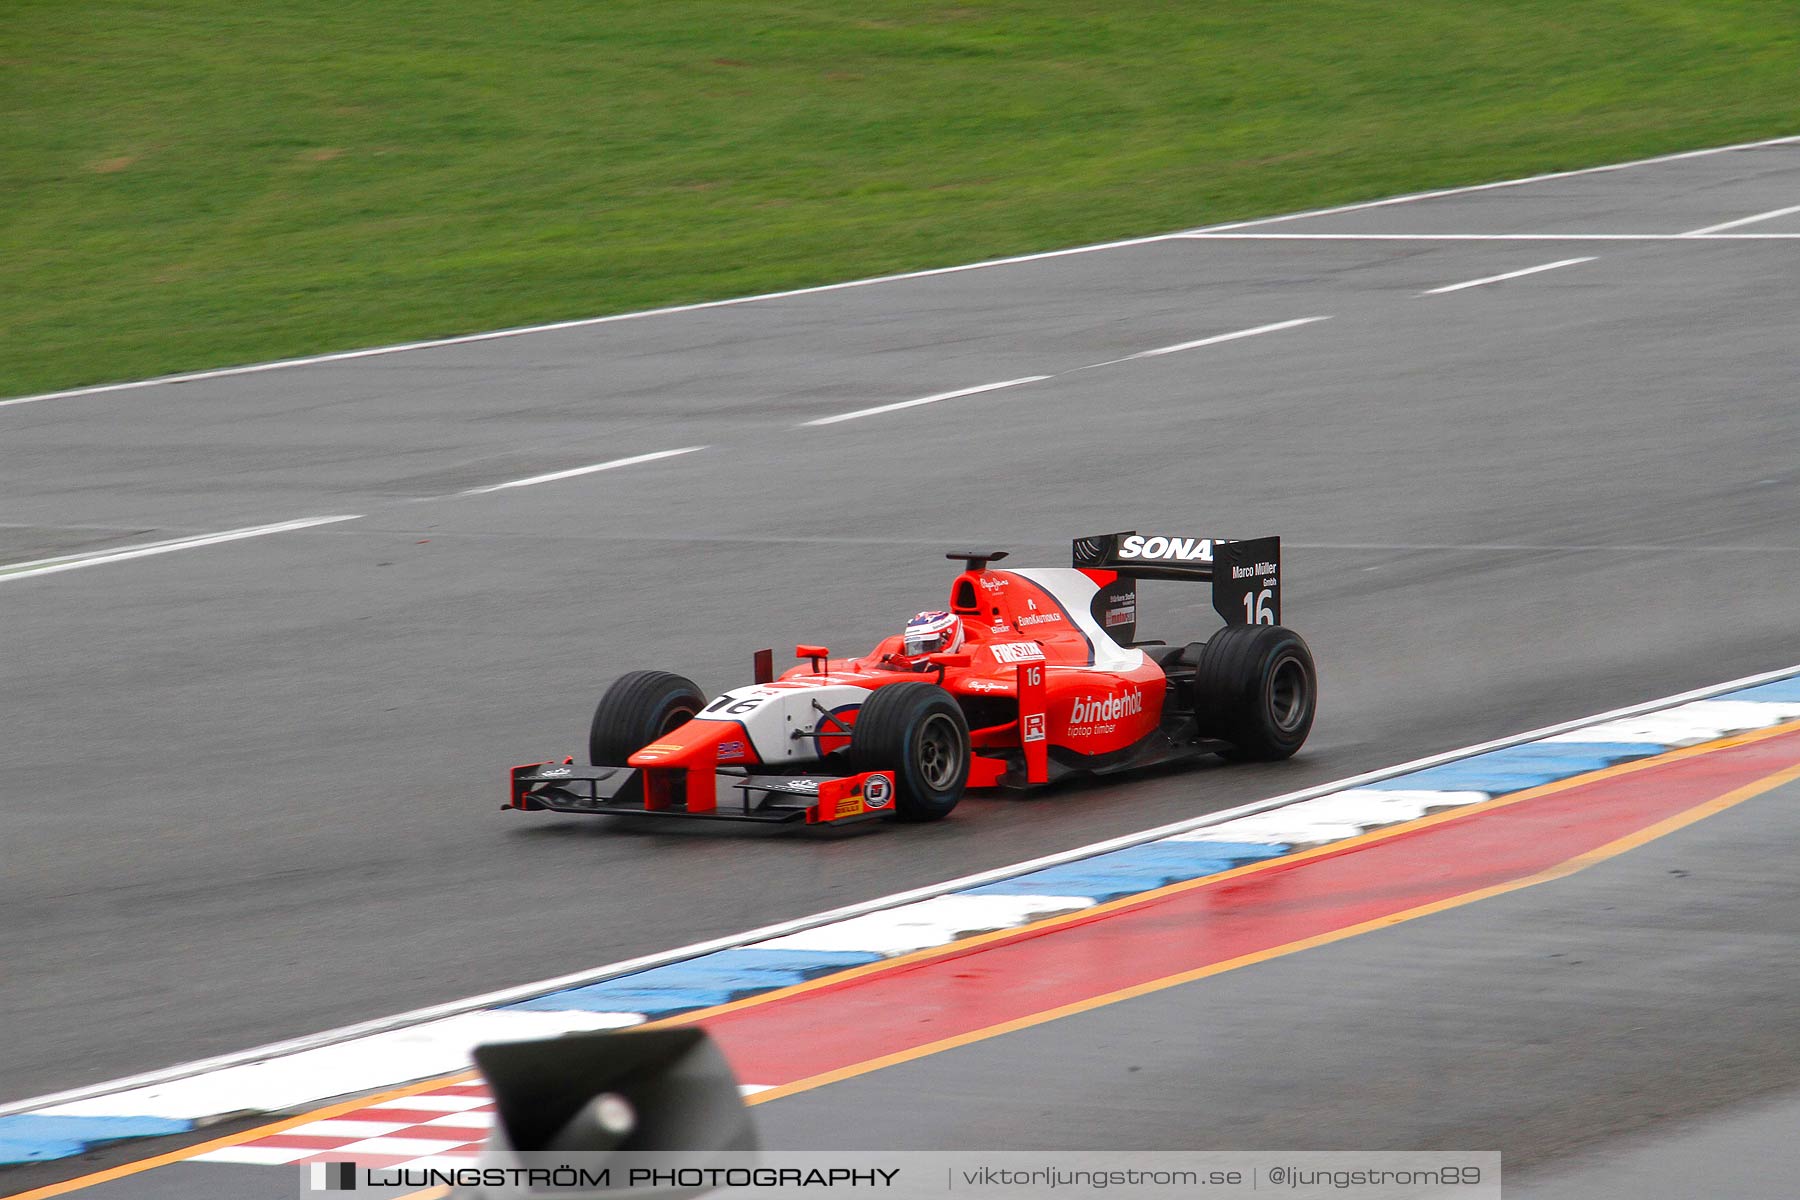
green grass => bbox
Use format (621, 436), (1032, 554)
(4, 1), (1797, 396)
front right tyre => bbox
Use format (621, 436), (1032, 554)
(848, 682), (971, 821)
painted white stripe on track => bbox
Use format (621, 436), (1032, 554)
(458, 446), (707, 493)
(292, 1119), (413, 1138)
(1166, 788), (1487, 846)
(1682, 202), (1800, 236)
(1172, 811), (1366, 846)
(1082, 316), (1331, 366)
(0, 245), (1162, 410)
(1421, 257), (1596, 295)
(752, 893), (1097, 957)
(1543, 699), (1800, 746)
(806, 318), (1329, 426)
(6, 659), (1798, 1121)
(803, 377), (1051, 427)
(1292, 788), (1485, 826)
(0, 515), (362, 582)
(40, 1010), (644, 1121)
(1192, 134), (1800, 232)
(329, 1135), (461, 1157)
(7, 134), (1797, 410)
(191, 1146), (310, 1166)
(368, 1095), (492, 1113)
(1178, 232), (1800, 240)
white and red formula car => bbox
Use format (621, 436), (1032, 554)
(508, 532), (1316, 827)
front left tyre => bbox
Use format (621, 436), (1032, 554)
(588, 670), (706, 765)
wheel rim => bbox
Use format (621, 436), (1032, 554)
(659, 704), (697, 735)
(1268, 655), (1308, 733)
(915, 713), (963, 791)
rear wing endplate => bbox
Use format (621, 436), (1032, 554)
(1073, 531), (1282, 627)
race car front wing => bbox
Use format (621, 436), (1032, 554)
(507, 762), (897, 825)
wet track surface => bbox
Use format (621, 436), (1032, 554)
(753, 773), (1800, 1181)
(4, 139), (1800, 1187)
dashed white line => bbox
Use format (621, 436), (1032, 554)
(0, 516), (363, 582)
(2, 451), (703, 586)
(459, 446), (708, 493)
(1082, 316), (1332, 367)
(806, 317), (1332, 426)
(1681, 202), (1800, 237)
(1421, 257), (1596, 295)
(803, 377), (1052, 427)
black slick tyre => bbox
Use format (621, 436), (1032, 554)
(1191, 625), (1316, 761)
(588, 670), (706, 765)
(848, 682), (970, 821)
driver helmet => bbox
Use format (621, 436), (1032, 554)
(903, 610), (964, 657)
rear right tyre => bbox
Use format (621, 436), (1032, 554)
(1191, 625), (1316, 760)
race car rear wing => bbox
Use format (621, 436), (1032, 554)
(1074, 531), (1282, 627)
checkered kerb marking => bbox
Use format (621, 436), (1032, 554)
(194, 1078), (776, 1169)
(196, 1081), (495, 1169)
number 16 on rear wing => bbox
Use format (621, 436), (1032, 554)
(1073, 532), (1281, 626)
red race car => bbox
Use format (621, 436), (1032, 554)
(508, 531), (1316, 826)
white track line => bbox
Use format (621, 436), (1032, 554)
(1183, 232), (1637, 241)
(807, 317), (1330, 425)
(6, 657), (1797, 1119)
(0, 245), (1164, 410)
(6, 134), (1796, 410)
(1295, 539), (1800, 553)
(1682, 202), (1800, 236)
(458, 446), (707, 493)
(0, 516), (362, 582)
(1194, 134), (1800, 232)
(1421, 257), (1596, 295)
(1180, 232), (1800, 241)
(803, 377), (1051, 427)
(1085, 316), (1331, 366)
(0, 447), (682, 584)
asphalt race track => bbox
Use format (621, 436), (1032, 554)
(5, 138), (1800, 1179)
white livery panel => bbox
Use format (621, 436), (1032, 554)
(691, 682), (870, 764)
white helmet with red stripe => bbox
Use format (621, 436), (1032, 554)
(903, 610), (964, 657)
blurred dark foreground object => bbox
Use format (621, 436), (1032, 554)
(450, 1027), (756, 1198)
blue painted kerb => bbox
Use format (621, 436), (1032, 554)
(0, 1114), (193, 1164)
